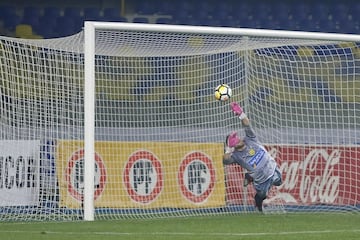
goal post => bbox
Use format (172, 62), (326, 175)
(83, 22), (96, 221)
(1, 22), (360, 222)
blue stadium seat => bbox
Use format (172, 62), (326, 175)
(63, 7), (81, 19)
(177, 17), (202, 26)
(336, 18), (359, 34)
(155, 17), (173, 24)
(279, 19), (300, 31)
(83, 7), (102, 21)
(261, 19), (280, 30)
(37, 21), (57, 38)
(234, 2), (253, 16)
(312, 81), (341, 102)
(289, 2), (311, 22)
(0, 5), (16, 18)
(3, 15), (21, 31)
(206, 18), (221, 27)
(193, 1), (216, 16)
(40, 6), (61, 37)
(249, 86), (273, 104)
(0, 5), (20, 31)
(311, 3), (330, 21)
(20, 6), (41, 30)
(42, 6), (61, 19)
(255, 3), (273, 18)
(332, 11), (350, 26)
(212, 4), (233, 21)
(349, 3), (360, 22)
(55, 16), (81, 37)
(330, 3), (350, 18)
(155, 0), (197, 16)
(2, 1), (359, 38)
(271, 3), (290, 22)
(156, 1), (177, 15)
(313, 44), (353, 56)
(33, 12), (57, 37)
(133, 17), (149, 23)
(21, 15), (40, 30)
(23, 6), (41, 20)
(133, 0), (157, 15)
(314, 19), (336, 33)
(102, 8), (122, 21)
(214, 16), (234, 27)
(290, 9), (309, 22)
(171, 9), (191, 25)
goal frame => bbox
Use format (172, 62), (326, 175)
(83, 21), (360, 221)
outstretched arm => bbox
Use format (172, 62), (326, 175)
(230, 102), (256, 138)
(223, 134), (235, 165)
(230, 102), (250, 126)
(241, 115), (250, 126)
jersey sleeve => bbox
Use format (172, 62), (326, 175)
(244, 125), (256, 139)
(223, 155), (235, 165)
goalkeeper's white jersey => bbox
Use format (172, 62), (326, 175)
(230, 126), (277, 184)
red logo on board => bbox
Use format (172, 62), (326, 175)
(178, 152), (216, 203)
(123, 150), (163, 204)
(65, 149), (107, 201)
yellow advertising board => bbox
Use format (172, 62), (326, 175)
(56, 140), (225, 209)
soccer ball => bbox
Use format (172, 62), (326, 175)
(214, 84), (232, 101)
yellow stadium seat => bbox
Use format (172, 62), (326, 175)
(15, 24), (34, 39)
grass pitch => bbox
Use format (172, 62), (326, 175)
(0, 213), (359, 240)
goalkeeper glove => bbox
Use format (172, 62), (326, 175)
(224, 146), (234, 154)
(230, 102), (247, 120)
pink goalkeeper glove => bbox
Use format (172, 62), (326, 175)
(230, 102), (247, 120)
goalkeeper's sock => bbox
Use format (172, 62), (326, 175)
(255, 194), (266, 212)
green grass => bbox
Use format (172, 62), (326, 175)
(0, 213), (360, 240)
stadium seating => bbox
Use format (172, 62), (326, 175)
(102, 8), (124, 22)
(0, 1), (360, 38)
(132, 17), (149, 23)
(155, 17), (172, 24)
(15, 24), (42, 39)
(42, 6), (62, 19)
(55, 16), (82, 37)
(0, 5), (21, 31)
(83, 7), (102, 21)
(0, 0), (358, 105)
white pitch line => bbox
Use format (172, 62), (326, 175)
(0, 229), (360, 237)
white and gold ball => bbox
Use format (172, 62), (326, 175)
(214, 84), (232, 101)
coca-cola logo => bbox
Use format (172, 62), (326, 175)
(269, 147), (340, 204)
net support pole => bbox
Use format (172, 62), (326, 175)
(83, 22), (96, 221)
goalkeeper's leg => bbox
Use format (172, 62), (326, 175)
(254, 168), (283, 212)
(253, 180), (271, 212)
(254, 193), (266, 212)
(272, 167), (282, 187)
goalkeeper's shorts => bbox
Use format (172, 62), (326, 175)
(254, 167), (282, 198)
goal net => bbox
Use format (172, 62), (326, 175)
(0, 22), (360, 221)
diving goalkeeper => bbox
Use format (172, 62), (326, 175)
(223, 102), (282, 212)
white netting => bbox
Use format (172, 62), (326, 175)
(0, 23), (359, 221)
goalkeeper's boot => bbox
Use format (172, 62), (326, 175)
(254, 194), (266, 212)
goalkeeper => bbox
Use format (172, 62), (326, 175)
(223, 102), (282, 212)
